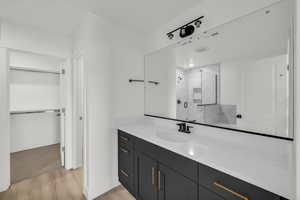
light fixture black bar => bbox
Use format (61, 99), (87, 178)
(166, 16), (204, 36)
(148, 81), (159, 85)
(129, 79), (144, 83)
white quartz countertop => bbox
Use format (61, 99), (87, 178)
(118, 121), (294, 199)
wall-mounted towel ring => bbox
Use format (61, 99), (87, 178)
(148, 81), (159, 85)
(129, 79), (159, 85)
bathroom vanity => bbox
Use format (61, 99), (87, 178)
(117, 122), (292, 200)
(118, 1), (295, 199)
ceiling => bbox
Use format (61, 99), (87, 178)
(62, 0), (202, 33)
(0, 0), (84, 35)
(0, 0), (201, 35)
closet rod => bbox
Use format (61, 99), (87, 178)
(10, 109), (60, 115)
(10, 66), (60, 75)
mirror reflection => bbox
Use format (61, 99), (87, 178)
(145, 1), (293, 138)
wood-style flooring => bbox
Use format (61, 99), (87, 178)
(1, 167), (135, 200)
(95, 186), (135, 200)
(11, 144), (61, 184)
(0, 168), (84, 200)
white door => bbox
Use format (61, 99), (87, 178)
(59, 64), (66, 167)
(73, 56), (84, 169)
(237, 55), (288, 135)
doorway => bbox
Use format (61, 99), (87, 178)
(8, 50), (67, 183)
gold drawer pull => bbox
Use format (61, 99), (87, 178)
(158, 170), (161, 191)
(120, 170), (129, 177)
(120, 147), (129, 153)
(152, 167), (155, 185)
(213, 181), (249, 200)
(120, 136), (129, 142)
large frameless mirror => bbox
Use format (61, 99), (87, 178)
(145, 0), (294, 139)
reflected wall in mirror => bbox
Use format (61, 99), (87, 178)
(145, 0), (294, 139)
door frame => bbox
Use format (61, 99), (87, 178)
(72, 54), (89, 197)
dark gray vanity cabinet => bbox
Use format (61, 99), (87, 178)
(118, 130), (287, 200)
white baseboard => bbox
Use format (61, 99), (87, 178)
(83, 187), (92, 200)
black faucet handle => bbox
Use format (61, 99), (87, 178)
(176, 122), (186, 132)
(186, 125), (193, 134)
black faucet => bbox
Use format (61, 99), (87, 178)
(176, 122), (193, 134)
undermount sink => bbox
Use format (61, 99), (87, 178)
(156, 131), (190, 143)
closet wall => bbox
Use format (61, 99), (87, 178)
(9, 50), (63, 153)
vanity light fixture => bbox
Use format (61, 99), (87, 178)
(167, 33), (174, 40)
(194, 20), (202, 28)
(166, 16), (204, 40)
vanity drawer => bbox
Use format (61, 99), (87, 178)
(118, 146), (132, 173)
(135, 137), (198, 183)
(198, 163), (281, 200)
(199, 185), (225, 200)
(119, 167), (133, 194)
(118, 130), (133, 148)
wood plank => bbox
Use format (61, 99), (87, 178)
(0, 167), (135, 200)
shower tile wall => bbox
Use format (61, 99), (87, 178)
(176, 66), (236, 124)
(204, 104), (237, 125)
(219, 105), (237, 124)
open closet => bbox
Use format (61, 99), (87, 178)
(8, 50), (66, 184)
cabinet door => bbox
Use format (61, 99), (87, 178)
(158, 164), (197, 200)
(136, 152), (158, 200)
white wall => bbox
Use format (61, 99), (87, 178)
(0, 48), (10, 192)
(145, 48), (177, 118)
(10, 113), (60, 152)
(0, 20), (72, 192)
(73, 14), (113, 199)
(73, 13), (147, 199)
(0, 20), (71, 58)
(296, 0), (300, 199)
(9, 50), (62, 152)
(9, 51), (61, 111)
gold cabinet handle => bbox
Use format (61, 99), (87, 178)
(120, 147), (128, 153)
(152, 167), (155, 185)
(158, 170), (161, 191)
(120, 170), (129, 177)
(120, 136), (129, 142)
(213, 181), (249, 200)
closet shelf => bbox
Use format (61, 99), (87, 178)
(10, 109), (60, 115)
(9, 66), (60, 75)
